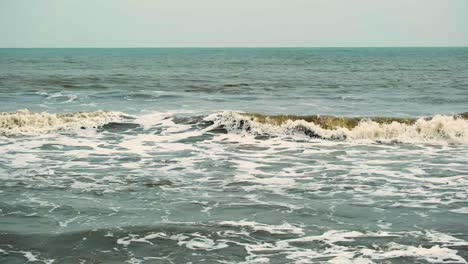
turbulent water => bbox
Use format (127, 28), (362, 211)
(0, 48), (468, 263)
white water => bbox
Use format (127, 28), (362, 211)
(0, 109), (123, 135)
(206, 111), (468, 144)
(2, 109), (467, 145)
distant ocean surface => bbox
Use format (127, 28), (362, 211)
(0, 48), (467, 263)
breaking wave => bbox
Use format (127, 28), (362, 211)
(2, 109), (468, 144)
(205, 111), (468, 144)
(0, 109), (124, 135)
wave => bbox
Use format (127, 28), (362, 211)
(2, 109), (468, 144)
(204, 111), (468, 144)
(0, 109), (124, 135)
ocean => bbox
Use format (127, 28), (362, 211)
(0, 48), (467, 263)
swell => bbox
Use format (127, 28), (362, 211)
(204, 111), (468, 144)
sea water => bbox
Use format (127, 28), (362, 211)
(0, 48), (467, 263)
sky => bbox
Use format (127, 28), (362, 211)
(1, 0), (467, 48)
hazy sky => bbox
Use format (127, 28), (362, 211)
(1, 0), (467, 47)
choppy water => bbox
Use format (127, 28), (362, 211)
(0, 48), (467, 263)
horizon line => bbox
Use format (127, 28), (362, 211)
(1, 45), (468, 49)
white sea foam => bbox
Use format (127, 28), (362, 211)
(0, 109), (123, 135)
(205, 111), (468, 144)
(451, 207), (468, 214)
(242, 229), (468, 264)
(364, 243), (467, 263)
(220, 220), (304, 235)
(0, 250), (56, 264)
(117, 231), (228, 251)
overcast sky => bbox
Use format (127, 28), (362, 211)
(1, 0), (467, 47)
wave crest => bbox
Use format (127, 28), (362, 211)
(205, 111), (468, 144)
(0, 109), (123, 135)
